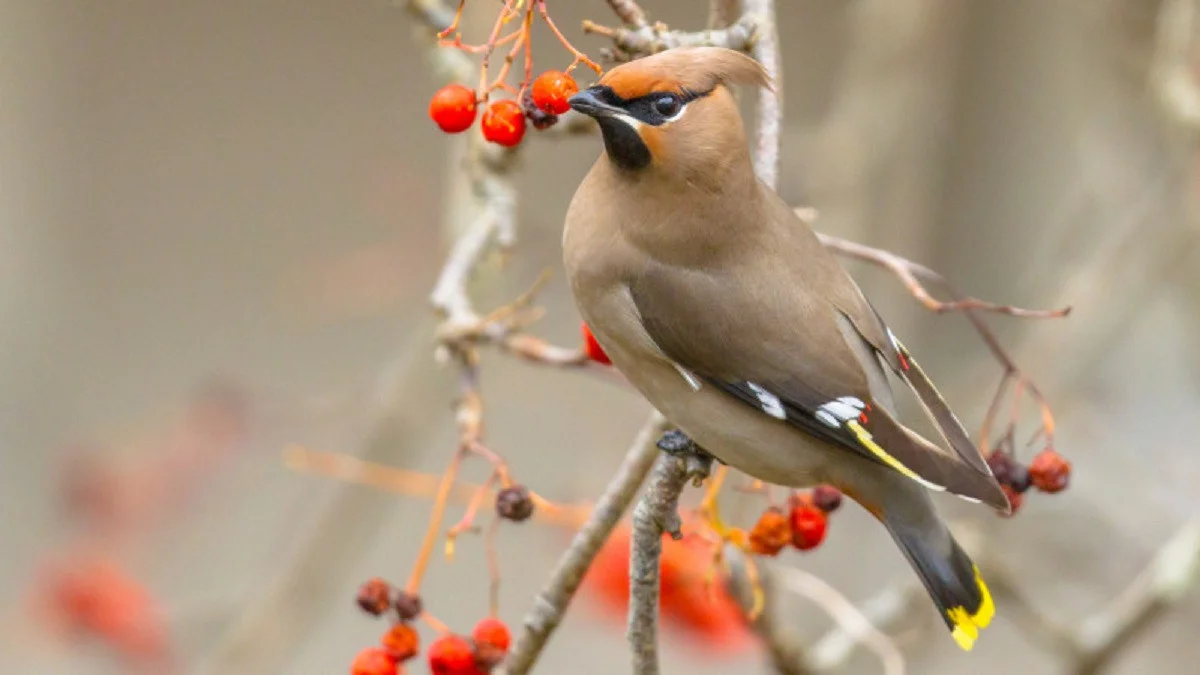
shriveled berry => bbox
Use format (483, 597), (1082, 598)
(520, 87), (558, 129)
(531, 70), (579, 115)
(428, 634), (481, 675)
(811, 485), (843, 513)
(581, 322), (611, 365)
(495, 485), (535, 522)
(1008, 463), (1032, 493)
(481, 100), (526, 147)
(471, 617), (511, 667)
(393, 591), (423, 621)
(747, 507), (790, 556)
(1029, 449), (1071, 493)
(1000, 484), (1023, 517)
(789, 503), (828, 551)
(381, 622), (420, 662)
(352, 646), (398, 675)
(357, 578), (392, 616)
(986, 451), (1017, 486)
(429, 84), (478, 134)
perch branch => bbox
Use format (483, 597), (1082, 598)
(628, 453), (689, 675)
(496, 413), (670, 675)
(743, 0), (781, 188)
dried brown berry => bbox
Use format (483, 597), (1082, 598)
(520, 87), (558, 129)
(1008, 463), (1032, 493)
(496, 485), (535, 522)
(747, 507), (791, 556)
(1029, 450), (1071, 493)
(986, 451), (1017, 485)
(811, 485), (843, 513)
(1000, 484), (1023, 517)
(357, 577), (392, 616)
(381, 622), (420, 662)
(393, 591), (423, 621)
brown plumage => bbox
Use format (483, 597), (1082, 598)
(563, 46), (1006, 650)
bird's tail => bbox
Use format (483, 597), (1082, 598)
(881, 511), (994, 651)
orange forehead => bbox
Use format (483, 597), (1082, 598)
(599, 69), (683, 100)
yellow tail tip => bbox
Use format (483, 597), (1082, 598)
(946, 566), (995, 651)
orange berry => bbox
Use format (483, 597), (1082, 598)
(531, 71), (579, 115)
(352, 646), (398, 675)
(1000, 484), (1023, 517)
(357, 577), (392, 616)
(429, 84), (478, 133)
(481, 100), (526, 147)
(1029, 449), (1071, 493)
(471, 617), (511, 667)
(381, 622), (420, 662)
(427, 634), (481, 675)
(789, 503), (827, 551)
(747, 507), (790, 556)
(581, 322), (611, 365)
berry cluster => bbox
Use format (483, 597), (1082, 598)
(987, 448), (1071, 516)
(352, 579), (513, 674)
(746, 485), (842, 556)
(429, 70), (579, 147)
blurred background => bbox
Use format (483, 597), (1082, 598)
(2, 1), (1199, 673)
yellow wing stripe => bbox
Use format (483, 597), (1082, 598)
(946, 566), (995, 651)
(845, 420), (945, 492)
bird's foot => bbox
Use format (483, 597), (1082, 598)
(656, 429), (716, 488)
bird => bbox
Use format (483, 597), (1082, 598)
(562, 46), (1007, 651)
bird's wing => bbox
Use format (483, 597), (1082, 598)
(627, 254), (1007, 510)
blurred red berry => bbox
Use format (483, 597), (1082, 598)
(428, 634), (482, 675)
(747, 507), (790, 556)
(381, 622), (420, 662)
(1029, 449), (1071, 493)
(531, 70), (579, 115)
(1000, 484), (1023, 517)
(481, 100), (526, 147)
(581, 322), (611, 365)
(429, 84), (478, 133)
(352, 646), (398, 675)
(811, 485), (843, 513)
(471, 617), (511, 667)
(789, 504), (827, 551)
(357, 577), (392, 616)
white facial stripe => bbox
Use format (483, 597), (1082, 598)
(610, 112), (643, 131)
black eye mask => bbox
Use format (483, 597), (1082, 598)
(587, 85), (710, 126)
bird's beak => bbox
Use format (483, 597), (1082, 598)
(568, 88), (624, 119)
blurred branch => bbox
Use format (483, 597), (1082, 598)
(743, 0), (781, 188)
(628, 453), (689, 675)
(1151, 0), (1200, 128)
(497, 413), (670, 675)
(989, 520), (1200, 675)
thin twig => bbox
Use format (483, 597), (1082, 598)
(583, 15), (758, 59)
(742, 0), (781, 189)
(606, 0), (649, 29)
(495, 413), (669, 675)
(628, 453), (688, 675)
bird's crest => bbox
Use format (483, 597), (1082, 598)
(599, 47), (773, 100)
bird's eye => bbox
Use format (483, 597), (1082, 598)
(653, 94), (682, 118)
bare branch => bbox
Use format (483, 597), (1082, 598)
(628, 453), (688, 675)
(605, 0), (649, 29)
(583, 15), (758, 58)
(496, 413), (670, 675)
(742, 0), (781, 188)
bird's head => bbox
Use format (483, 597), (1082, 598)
(568, 47), (772, 179)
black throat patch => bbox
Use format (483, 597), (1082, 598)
(597, 117), (651, 171)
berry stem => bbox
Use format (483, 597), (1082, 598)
(535, 0), (602, 74)
(478, 0), (520, 100)
(485, 517), (502, 616)
(406, 445), (467, 594)
(488, 2), (534, 93)
(436, 0), (467, 40)
(420, 611), (453, 636)
(445, 470), (499, 561)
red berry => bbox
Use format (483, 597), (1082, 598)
(581, 322), (611, 365)
(429, 84), (478, 134)
(481, 100), (526, 147)
(381, 622), (420, 662)
(428, 634), (481, 675)
(357, 577), (392, 616)
(788, 504), (827, 551)
(999, 484), (1023, 517)
(811, 485), (843, 513)
(531, 71), (579, 115)
(747, 507), (790, 556)
(471, 617), (511, 667)
(1029, 449), (1071, 493)
(352, 647), (398, 675)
